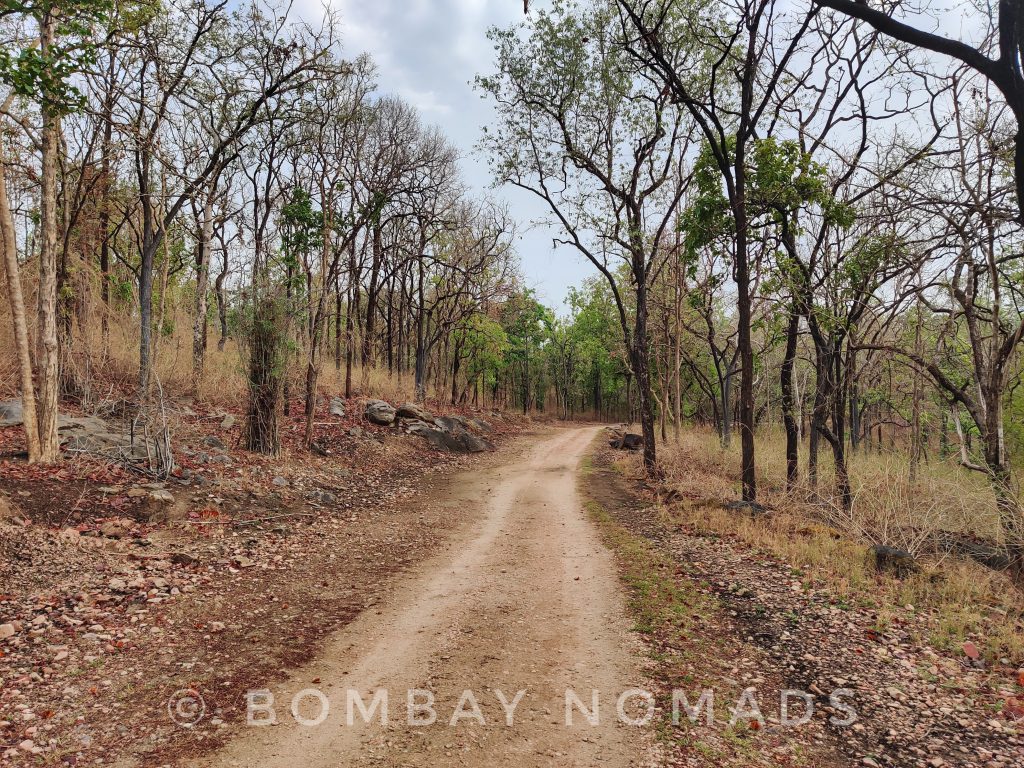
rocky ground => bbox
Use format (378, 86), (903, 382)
(587, 439), (1024, 768)
(0, 395), (520, 765)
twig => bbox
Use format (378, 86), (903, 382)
(181, 512), (317, 526)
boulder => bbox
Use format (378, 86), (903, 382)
(202, 435), (226, 450)
(609, 433), (643, 450)
(870, 544), (918, 577)
(64, 432), (153, 461)
(364, 400), (397, 426)
(397, 402), (434, 422)
(329, 397), (346, 417)
(0, 493), (19, 522)
(415, 416), (495, 452)
(0, 399), (24, 427)
(434, 415), (470, 434)
(725, 499), (768, 516)
(148, 489), (174, 504)
(59, 415), (110, 434)
(0, 400), (109, 435)
(468, 417), (493, 433)
(457, 432), (495, 453)
(99, 519), (133, 539)
(938, 532), (1013, 570)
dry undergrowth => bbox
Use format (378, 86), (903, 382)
(0, 299), (446, 411)
(623, 428), (1024, 664)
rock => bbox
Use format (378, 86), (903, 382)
(59, 415), (110, 434)
(609, 433), (643, 450)
(870, 544), (918, 577)
(0, 399), (24, 427)
(365, 400), (397, 426)
(456, 432), (495, 453)
(63, 432), (154, 461)
(725, 499), (768, 516)
(0, 493), (18, 522)
(0, 401), (114, 439)
(468, 417), (493, 433)
(171, 552), (200, 566)
(434, 415), (471, 434)
(99, 519), (133, 538)
(0, 623), (16, 640)
(307, 489), (337, 505)
(220, 414), (236, 430)
(409, 419), (494, 453)
(329, 397), (346, 417)
(202, 435), (225, 450)
(397, 402), (434, 422)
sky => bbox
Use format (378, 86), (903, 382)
(295, 0), (590, 313)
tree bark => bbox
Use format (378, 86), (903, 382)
(192, 192), (216, 386)
(36, 9), (61, 461)
(0, 139), (42, 462)
(781, 303), (800, 489)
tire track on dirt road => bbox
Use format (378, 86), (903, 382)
(186, 426), (655, 768)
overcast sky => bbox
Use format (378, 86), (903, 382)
(295, 0), (589, 313)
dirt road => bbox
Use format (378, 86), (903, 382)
(188, 426), (652, 768)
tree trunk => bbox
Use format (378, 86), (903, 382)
(361, 224), (382, 388)
(414, 254), (426, 400)
(36, 9), (61, 461)
(633, 278), (657, 473)
(192, 194), (215, 387)
(244, 294), (283, 456)
(0, 143), (42, 462)
(215, 245), (229, 351)
(734, 153), (755, 502)
(781, 303), (800, 489)
(673, 260), (682, 442)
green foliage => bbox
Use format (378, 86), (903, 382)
(456, 314), (510, 391)
(683, 136), (853, 263)
(0, 0), (114, 114)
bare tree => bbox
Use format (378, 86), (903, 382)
(480, 1), (690, 472)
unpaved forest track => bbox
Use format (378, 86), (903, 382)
(186, 426), (653, 768)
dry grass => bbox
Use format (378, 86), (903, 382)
(0, 294), (446, 411)
(639, 427), (1024, 663)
